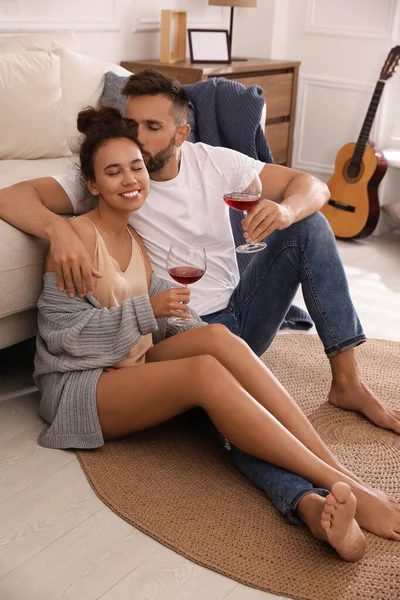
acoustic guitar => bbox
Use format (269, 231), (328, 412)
(321, 46), (400, 239)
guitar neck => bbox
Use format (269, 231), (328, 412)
(352, 80), (385, 165)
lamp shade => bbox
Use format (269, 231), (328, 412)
(209, 0), (257, 6)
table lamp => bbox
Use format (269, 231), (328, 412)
(208, 0), (257, 61)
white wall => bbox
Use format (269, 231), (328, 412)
(270, 0), (400, 199)
(231, 1), (274, 59)
(0, 0), (273, 62)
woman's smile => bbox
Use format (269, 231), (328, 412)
(120, 189), (140, 199)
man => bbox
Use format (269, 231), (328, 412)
(0, 70), (398, 534)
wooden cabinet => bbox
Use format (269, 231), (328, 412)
(120, 58), (300, 167)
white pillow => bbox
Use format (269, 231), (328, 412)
(0, 31), (79, 54)
(0, 51), (70, 160)
(51, 44), (132, 153)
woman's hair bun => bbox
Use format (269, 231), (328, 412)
(77, 106), (124, 136)
(77, 105), (141, 181)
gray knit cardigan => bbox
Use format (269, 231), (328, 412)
(34, 271), (206, 450)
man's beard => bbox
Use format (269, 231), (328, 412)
(144, 135), (176, 174)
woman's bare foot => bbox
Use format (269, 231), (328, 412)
(297, 484), (366, 561)
(331, 462), (398, 506)
(329, 381), (400, 435)
(347, 480), (400, 540)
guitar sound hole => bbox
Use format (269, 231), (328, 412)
(346, 163), (361, 179)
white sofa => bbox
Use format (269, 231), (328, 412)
(0, 32), (133, 349)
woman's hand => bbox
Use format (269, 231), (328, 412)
(150, 288), (191, 318)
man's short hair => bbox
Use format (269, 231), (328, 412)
(121, 69), (189, 126)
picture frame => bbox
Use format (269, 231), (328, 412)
(188, 29), (231, 64)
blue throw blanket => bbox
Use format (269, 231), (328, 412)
(184, 77), (273, 163)
(184, 77), (312, 330)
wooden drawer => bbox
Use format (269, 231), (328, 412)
(225, 73), (293, 120)
(266, 121), (290, 165)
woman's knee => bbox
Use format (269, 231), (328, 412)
(190, 353), (230, 393)
(206, 323), (240, 350)
(193, 352), (225, 376)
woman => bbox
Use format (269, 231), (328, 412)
(34, 107), (400, 562)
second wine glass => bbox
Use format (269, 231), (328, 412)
(223, 166), (266, 254)
(166, 243), (207, 327)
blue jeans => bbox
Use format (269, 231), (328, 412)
(202, 212), (366, 524)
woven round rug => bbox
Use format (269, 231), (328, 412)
(77, 335), (400, 600)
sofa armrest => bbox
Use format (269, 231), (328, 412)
(0, 219), (48, 320)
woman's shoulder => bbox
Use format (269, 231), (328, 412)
(127, 225), (152, 280)
(44, 215), (97, 274)
(69, 214), (96, 235)
(127, 224), (143, 247)
(69, 215), (97, 258)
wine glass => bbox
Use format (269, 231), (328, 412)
(223, 166), (266, 254)
(166, 243), (207, 327)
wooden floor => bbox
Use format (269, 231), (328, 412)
(0, 232), (399, 600)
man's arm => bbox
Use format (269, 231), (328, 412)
(0, 177), (73, 237)
(243, 164), (330, 243)
(0, 178), (101, 296)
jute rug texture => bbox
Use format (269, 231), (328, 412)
(77, 335), (400, 600)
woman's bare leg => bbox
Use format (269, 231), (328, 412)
(96, 354), (400, 541)
(146, 326), (363, 481)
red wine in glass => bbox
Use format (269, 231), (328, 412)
(222, 166), (266, 254)
(168, 266), (205, 285)
(223, 193), (260, 211)
(166, 244), (207, 327)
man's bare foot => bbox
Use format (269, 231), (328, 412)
(297, 484), (366, 561)
(329, 380), (400, 435)
(320, 483), (366, 561)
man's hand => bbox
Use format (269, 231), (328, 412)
(150, 288), (191, 319)
(242, 199), (295, 243)
(49, 223), (102, 298)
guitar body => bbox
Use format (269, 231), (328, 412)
(321, 142), (388, 239)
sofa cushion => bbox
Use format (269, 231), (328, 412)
(99, 72), (198, 142)
(51, 44), (132, 153)
(0, 31), (79, 54)
(0, 51), (70, 160)
(0, 157), (76, 319)
(0, 156), (77, 190)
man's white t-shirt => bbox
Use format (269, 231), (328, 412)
(53, 141), (264, 316)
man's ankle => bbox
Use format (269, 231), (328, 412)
(329, 348), (362, 389)
(296, 492), (325, 525)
